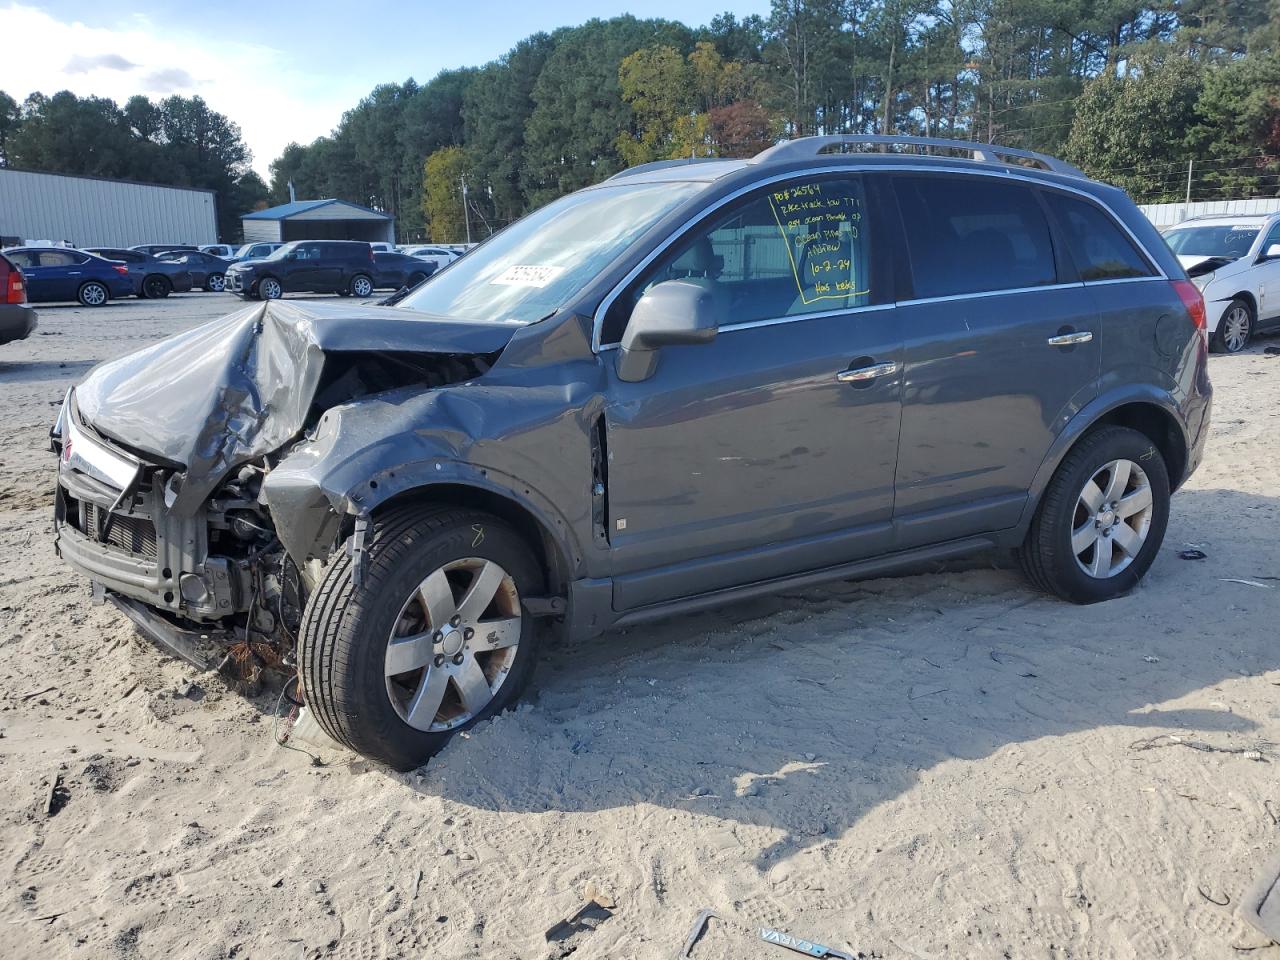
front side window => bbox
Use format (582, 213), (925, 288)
(895, 174), (1057, 298)
(1045, 192), (1154, 281)
(1260, 221), (1280, 256)
(602, 175), (873, 343)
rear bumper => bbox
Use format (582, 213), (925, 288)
(0, 303), (37, 344)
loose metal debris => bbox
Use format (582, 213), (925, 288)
(759, 925), (857, 960)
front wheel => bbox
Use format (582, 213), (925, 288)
(258, 276), (283, 300)
(1017, 426), (1170, 604)
(349, 274), (373, 298)
(1210, 297), (1253, 354)
(299, 507), (543, 770)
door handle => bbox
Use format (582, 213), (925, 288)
(836, 361), (899, 383)
(1047, 331), (1093, 346)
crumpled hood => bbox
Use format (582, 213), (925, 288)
(73, 298), (519, 512)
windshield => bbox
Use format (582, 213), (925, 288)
(398, 181), (704, 323)
(1164, 225), (1259, 259)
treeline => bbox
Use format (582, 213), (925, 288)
(0, 90), (266, 241)
(272, 1), (1279, 242)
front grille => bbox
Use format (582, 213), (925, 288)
(80, 501), (158, 560)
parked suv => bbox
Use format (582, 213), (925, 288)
(85, 247), (194, 299)
(224, 240), (376, 299)
(1162, 214), (1280, 353)
(50, 135), (1210, 769)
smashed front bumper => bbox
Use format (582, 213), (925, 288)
(52, 395), (246, 627)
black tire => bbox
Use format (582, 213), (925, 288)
(143, 275), (171, 299)
(299, 506), (544, 770)
(204, 273), (225, 293)
(408, 272), (427, 288)
(349, 273), (373, 298)
(1017, 425), (1170, 603)
(337, 289), (352, 297)
(258, 276), (283, 300)
(1210, 297), (1253, 354)
(77, 281), (109, 307)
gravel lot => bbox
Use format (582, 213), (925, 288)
(0, 292), (1278, 960)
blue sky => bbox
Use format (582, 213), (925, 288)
(4, 1), (773, 177)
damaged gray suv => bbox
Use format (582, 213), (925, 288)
(52, 135), (1211, 769)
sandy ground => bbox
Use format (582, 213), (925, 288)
(0, 293), (1277, 960)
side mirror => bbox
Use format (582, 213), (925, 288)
(1263, 243), (1280, 261)
(615, 279), (719, 382)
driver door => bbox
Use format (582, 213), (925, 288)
(1255, 220), (1280, 323)
(600, 173), (904, 611)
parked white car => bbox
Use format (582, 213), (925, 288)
(200, 244), (238, 258)
(1163, 214), (1280, 353)
(403, 245), (460, 271)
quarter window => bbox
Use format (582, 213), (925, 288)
(604, 175), (873, 343)
(895, 175), (1057, 298)
(1044, 192), (1154, 281)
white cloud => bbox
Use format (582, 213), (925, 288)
(0, 3), (360, 178)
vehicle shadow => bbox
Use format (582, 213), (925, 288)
(406, 486), (1278, 869)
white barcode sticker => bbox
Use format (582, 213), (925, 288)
(490, 264), (565, 287)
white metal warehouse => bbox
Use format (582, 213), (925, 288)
(240, 199), (395, 245)
(0, 168), (217, 247)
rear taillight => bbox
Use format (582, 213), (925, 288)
(113, 264), (129, 276)
(3, 267), (24, 305)
(1172, 279), (1206, 343)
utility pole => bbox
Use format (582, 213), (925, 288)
(1185, 158), (1193, 208)
(460, 174), (472, 245)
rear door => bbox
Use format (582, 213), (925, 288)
(600, 172), (904, 610)
(285, 242), (326, 291)
(889, 173), (1101, 548)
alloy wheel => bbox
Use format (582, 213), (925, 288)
(80, 283), (106, 306)
(208, 273), (225, 292)
(384, 557), (522, 732)
(1071, 458), (1154, 578)
(352, 276), (373, 297)
(260, 278), (282, 299)
(1221, 305), (1250, 353)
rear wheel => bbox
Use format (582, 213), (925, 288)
(349, 274), (373, 298)
(408, 272), (427, 288)
(142, 275), (171, 299)
(1210, 298), (1253, 354)
(1017, 426), (1170, 603)
(205, 272), (225, 293)
(299, 507), (543, 770)
(77, 281), (108, 307)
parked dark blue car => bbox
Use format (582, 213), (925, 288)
(1, 247), (133, 306)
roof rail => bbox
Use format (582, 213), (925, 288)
(606, 157), (726, 181)
(750, 135), (1085, 178)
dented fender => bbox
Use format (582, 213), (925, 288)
(261, 373), (603, 579)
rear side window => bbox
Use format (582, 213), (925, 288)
(895, 175), (1057, 298)
(1044, 192), (1154, 281)
(40, 251), (80, 267)
(603, 174), (874, 343)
